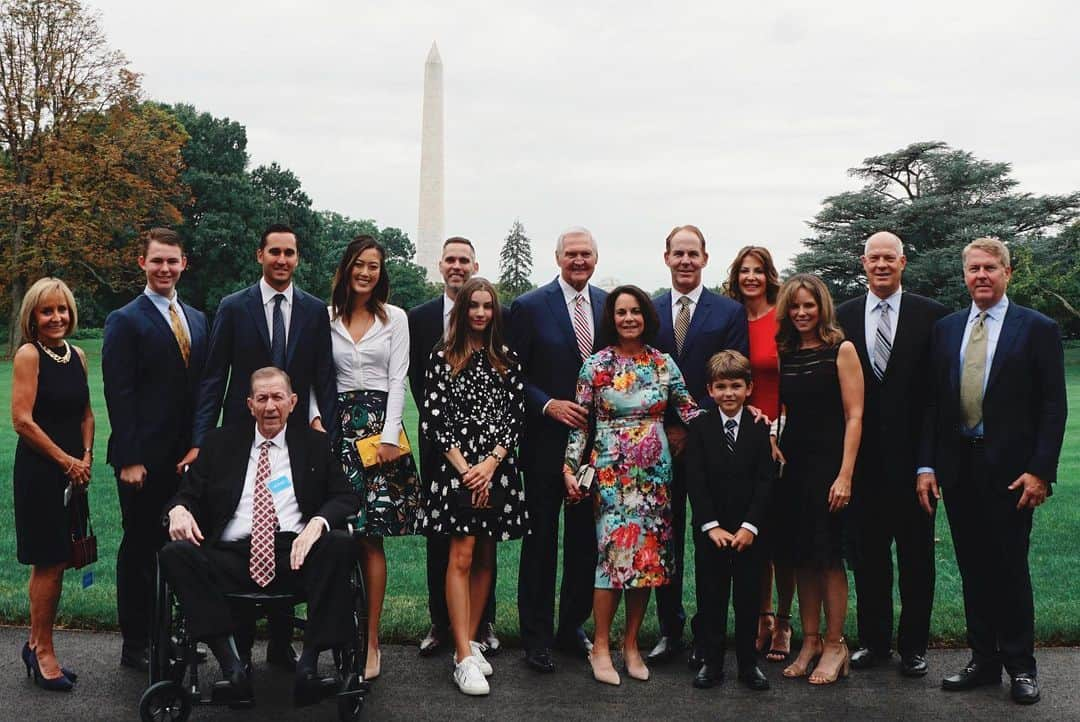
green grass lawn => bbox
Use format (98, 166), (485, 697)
(1, 339), (1077, 646)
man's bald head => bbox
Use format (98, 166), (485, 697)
(861, 231), (907, 298)
(863, 231), (904, 257)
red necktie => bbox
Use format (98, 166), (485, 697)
(249, 440), (278, 587)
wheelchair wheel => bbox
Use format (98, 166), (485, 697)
(149, 563), (183, 683)
(337, 673), (365, 722)
(139, 680), (191, 722)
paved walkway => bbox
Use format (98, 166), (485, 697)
(1, 627), (1077, 720)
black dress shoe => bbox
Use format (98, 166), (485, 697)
(646, 636), (685, 663)
(293, 669), (338, 707)
(479, 622), (501, 655)
(900, 654), (928, 677)
(687, 644), (706, 671)
(1010, 673), (1040, 705)
(266, 640), (299, 671)
(525, 648), (556, 673)
(941, 659), (1001, 691)
(850, 647), (892, 670)
(120, 644), (149, 672)
(212, 666), (255, 708)
(418, 625), (447, 657)
(738, 665), (770, 691)
(555, 628), (593, 659)
(693, 663), (723, 689)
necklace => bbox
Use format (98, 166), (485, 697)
(37, 340), (72, 364)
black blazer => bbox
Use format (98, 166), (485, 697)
(192, 284), (335, 446)
(508, 278), (607, 478)
(836, 292), (948, 491)
(103, 294), (210, 470)
(684, 407), (775, 534)
(169, 423), (359, 545)
(920, 301), (1067, 488)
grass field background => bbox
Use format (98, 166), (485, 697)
(0, 339), (1077, 646)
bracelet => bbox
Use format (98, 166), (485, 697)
(488, 450), (505, 463)
(84, 447), (93, 457)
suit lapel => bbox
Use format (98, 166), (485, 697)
(986, 304), (1022, 393)
(946, 314), (966, 402)
(136, 294), (185, 365)
(181, 302), (207, 366)
(227, 425), (257, 516)
(286, 424), (309, 512)
(245, 285), (272, 353)
(543, 279), (579, 353)
(682, 289), (714, 360)
(589, 284), (605, 352)
(849, 295), (870, 363)
(654, 292), (675, 352)
(286, 288), (311, 368)
(880, 294), (913, 384)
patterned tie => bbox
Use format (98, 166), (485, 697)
(871, 301), (892, 381)
(724, 418), (737, 455)
(674, 296), (692, 356)
(572, 294), (593, 361)
(960, 311), (988, 429)
(249, 440), (279, 587)
(270, 294), (287, 369)
(169, 302), (191, 367)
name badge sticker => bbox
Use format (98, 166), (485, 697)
(267, 476), (292, 494)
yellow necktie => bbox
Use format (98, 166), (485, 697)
(959, 311), (988, 429)
(169, 302), (191, 367)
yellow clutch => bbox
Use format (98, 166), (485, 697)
(355, 429), (411, 468)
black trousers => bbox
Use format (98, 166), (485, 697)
(943, 445), (1036, 676)
(426, 534), (497, 631)
(116, 467), (178, 647)
(696, 534), (762, 671)
(517, 470), (596, 651)
(653, 459), (700, 641)
(158, 530), (356, 651)
(852, 480), (935, 656)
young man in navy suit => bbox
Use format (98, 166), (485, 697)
(510, 226), (606, 673)
(103, 227), (210, 671)
(648, 225), (749, 666)
(408, 237), (500, 655)
(919, 237), (1067, 705)
(836, 232), (947, 677)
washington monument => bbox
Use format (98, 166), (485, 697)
(417, 42), (444, 279)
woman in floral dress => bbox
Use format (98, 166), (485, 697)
(564, 285), (700, 686)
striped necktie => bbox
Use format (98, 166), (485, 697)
(572, 294), (593, 361)
(871, 300), (892, 381)
(674, 296), (692, 356)
(724, 418), (737, 454)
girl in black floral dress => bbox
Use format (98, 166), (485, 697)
(420, 277), (527, 696)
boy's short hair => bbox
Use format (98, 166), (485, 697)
(706, 350), (752, 385)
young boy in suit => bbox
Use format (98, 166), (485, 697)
(685, 350), (775, 690)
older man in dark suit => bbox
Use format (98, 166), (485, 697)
(103, 227), (210, 671)
(836, 231), (947, 677)
(510, 226), (607, 673)
(919, 237), (1067, 705)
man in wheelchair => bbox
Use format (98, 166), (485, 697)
(160, 366), (361, 708)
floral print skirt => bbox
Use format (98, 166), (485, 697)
(336, 389), (423, 537)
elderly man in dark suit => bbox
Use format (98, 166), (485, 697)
(836, 231), (948, 677)
(161, 367), (360, 707)
(408, 236), (500, 656)
(103, 227), (210, 671)
(510, 226), (607, 673)
(919, 237), (1067, 705)
(648, 224), (749, 666)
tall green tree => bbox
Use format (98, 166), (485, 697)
(498, 218), (534, 301)
(793, 141), (1080, 313)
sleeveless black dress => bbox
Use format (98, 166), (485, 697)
(13, 343), (90, 565)
(775, 342), (851, 569)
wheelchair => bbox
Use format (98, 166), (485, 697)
(138, 529), (370, 722)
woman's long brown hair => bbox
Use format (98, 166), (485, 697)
(443, 277), (515, 376)
(774, 273), (845, 354)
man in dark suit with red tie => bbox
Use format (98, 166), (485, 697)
(103, 228), (210, 671)
(919, 237), (1067, 705)
(836, 231), (947, 677)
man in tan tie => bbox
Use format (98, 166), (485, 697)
(918, 237), (1067, 706)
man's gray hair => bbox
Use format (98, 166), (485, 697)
(249, 366), (294, 395)
(556, 225), (598, 255)
(863, 231), (905, 256)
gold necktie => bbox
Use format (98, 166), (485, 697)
(169, 302), (191, 367)
(959, 311), (988, 429)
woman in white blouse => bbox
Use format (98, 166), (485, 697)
(328, 235), (422, 680)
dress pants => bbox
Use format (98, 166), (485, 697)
(696, 535), (761, 670)
(852, 479), (935, 656)
(159, 530), (356, 651)
(943, 444), (1036, 676)
(426, 534), (497, 631)
(653, 459), (700, 642)
(116, 467), (178, 648)
(517, 470), (596, 651)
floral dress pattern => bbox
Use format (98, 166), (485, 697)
(419, 348), (528, 539)
(565, 346), (700, 589)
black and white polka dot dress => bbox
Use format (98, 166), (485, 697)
(419, 347), (528, 539)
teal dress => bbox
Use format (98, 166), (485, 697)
(565, 346), (700, 589)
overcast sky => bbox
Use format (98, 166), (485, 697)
(92, 0), (1079, 292)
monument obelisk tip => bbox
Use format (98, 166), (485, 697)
(417, 42), (445, 280)
(426, 42), (442, 65)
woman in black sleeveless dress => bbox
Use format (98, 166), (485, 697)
(773, 274), (863, 685)
(11, 278), (93, 691)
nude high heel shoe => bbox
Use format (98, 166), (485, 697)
(809, 637), (850, 685)
(783, 634), (823, 678)
(589, 652), (622, 686)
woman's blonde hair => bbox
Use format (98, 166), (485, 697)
(19, 277), (78, 345)
(774, 273), (844, 354)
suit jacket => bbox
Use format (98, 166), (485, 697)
(192, 284), (335, 446)
(508, 278), (607, 478)
(169, 423), (359, 545)
(103, 294), (210, 470)
(920, 301), (1067, 488)
(654, 288), (749, 409)
(837, 292), (948, 491)
(684, 407), (775, 534)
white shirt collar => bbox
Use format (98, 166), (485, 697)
(442, 292), (455, 318)
(557, 275), (590, 305)
(254, 423), (288, 449)
(868, 286), (902, 312)
(143, 285), (178, 304)
(259, 277), (294, 306)
(968, 294), (1009, 323)
(673, 284), (704, 306)
(719, 408), (742, 426)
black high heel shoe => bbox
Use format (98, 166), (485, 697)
(21, 643), (77, 683)
(24, 645), (74, 692)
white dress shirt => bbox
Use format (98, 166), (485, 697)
(442, 293), (454, 334)
(670, 283), (705, 327)
(143, 286), (191, 340)
(557, 275), (594, 339)
(959, 295), (1009, 436)
(259, 277), (293, 346)
(863, 286), (902, 360)
(698, 408), (759, 537)
(328, 304), (411, 446)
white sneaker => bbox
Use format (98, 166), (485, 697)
(453, 641), (493, 676)
(453, 656), (490, 696)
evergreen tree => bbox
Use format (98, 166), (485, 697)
(498, 219), (535, 301)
